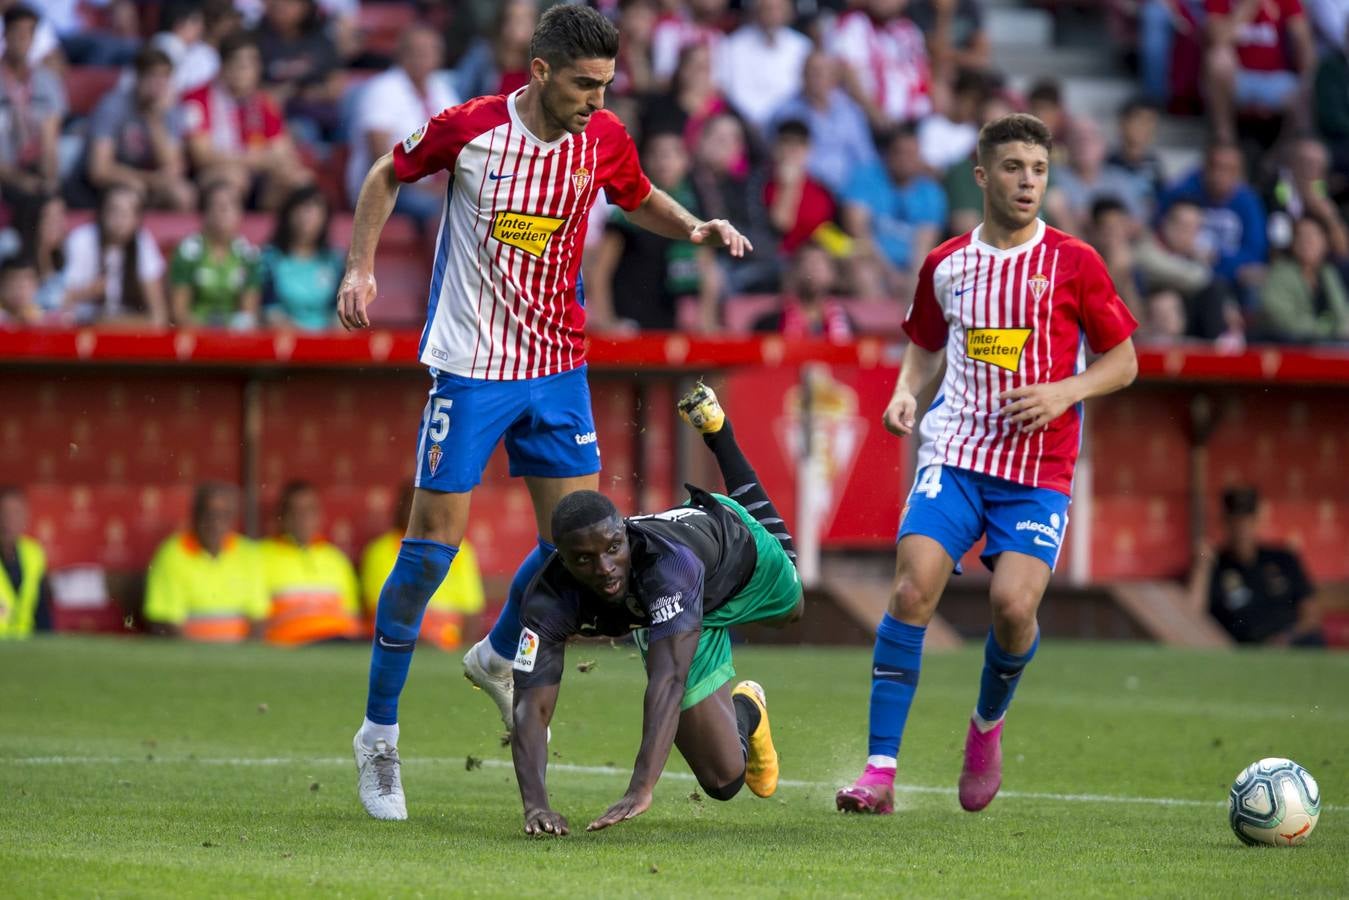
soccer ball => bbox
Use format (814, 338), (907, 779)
(1228, 758), (1321, 847)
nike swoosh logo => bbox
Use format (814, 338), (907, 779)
(1033, 536), (1058, 548)
(488, 171), (515, 181)
(872, 666), (910, 678)
(954, 286), (975, 297)
(378, 636), (414, 649)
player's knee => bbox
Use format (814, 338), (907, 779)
(702, 773), (745, 802)
(989, 582), (1040, 628)
(889, 577), (936, 621)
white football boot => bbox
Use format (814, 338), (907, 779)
(462, 637), (515, 733)
(353, 732), (407, 821)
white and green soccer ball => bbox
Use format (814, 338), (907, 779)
(1228, 758), (1321, 847)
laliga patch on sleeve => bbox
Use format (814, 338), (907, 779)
(402, 122), (427, 154)
(513, 627), (540, 672)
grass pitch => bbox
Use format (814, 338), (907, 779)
(2, 636), (1346, 898)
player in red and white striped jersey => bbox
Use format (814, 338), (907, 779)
(837, 114), (1139, 817)
(339, 6), (752, 823)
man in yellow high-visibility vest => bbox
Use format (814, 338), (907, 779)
(360, 485), (485, 651)
(260, 481), (361, 646)
(144, 483), (267, 641)
(0, 486), (51, 639)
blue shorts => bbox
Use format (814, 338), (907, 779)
(898, 464), (1070, 571)
(414, 365), (600, 493)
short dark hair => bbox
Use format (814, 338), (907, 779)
(977, 113), (1053, 165)
(775, 118), (811, 142)
(218, 31), (258, 65)
(0, 256), (33, 278)
(1027, 79), (1062, 107)
(875, 121), (918, 155)
(551, 490), (621, 541)
(530, 4), (620, 70)
(1119, 96), (1161, 120)
(3, 4), (37, 29)
(1090, 196), (1129, 225)
(199, 179), (240, 212)
(134, 46), (174, 77)
(159, 0), (202, 32)
(1164, 198), (1203, 218)
(191, 482), (237, 523)
(276, 480), (317, 516)
(1222, 486), (1259, 517)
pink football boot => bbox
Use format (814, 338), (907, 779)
(958, 718), (1004, 812)
(835, 764), (896, 815)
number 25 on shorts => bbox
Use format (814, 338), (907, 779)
(428, 398), (453, 443)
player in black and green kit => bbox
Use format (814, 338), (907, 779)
(510, 385), (803, 836)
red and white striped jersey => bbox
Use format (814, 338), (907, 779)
(392, 89), (652, 380)
(902, 220), (1137, 497)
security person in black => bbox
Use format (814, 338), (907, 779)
(1191, 487), (1323, 645)
(510, 385), (803, 836)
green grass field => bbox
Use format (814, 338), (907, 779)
(2, 636), (1346, 898)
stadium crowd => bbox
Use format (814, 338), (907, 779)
(0, 0), (1344, 342)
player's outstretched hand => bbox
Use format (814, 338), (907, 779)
(999, 381), (1075, 433)
(690, 219), (753, 258)
(337, 268), (377, 331)
(883, 390), (918, 436)
(586, 789), (652, 832)
(523, 807), (569, 837)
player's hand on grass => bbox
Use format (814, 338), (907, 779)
(999, 381), (1075, 433)
(690, 219), (753, 258)
(337, 268), (377, 331)
(883, 390), (918, 436)
(523, 807), (569, 837)
(586, 789), (652, 832)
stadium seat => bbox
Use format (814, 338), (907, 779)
(64, 66), (122, 118)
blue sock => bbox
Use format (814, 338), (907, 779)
(486, 537), (556, 659)
(975, 628), (1039, 723)
(365, 539), (457, 725)
(867, 613), (927, 760)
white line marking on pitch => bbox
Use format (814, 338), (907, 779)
(10, 754), (1298, 810)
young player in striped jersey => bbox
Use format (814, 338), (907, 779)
(836, 114), (1138, 816)
(340, 6), (752, 821)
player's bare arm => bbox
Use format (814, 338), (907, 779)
(587, 628), (700, 832)
(999, 336), (1138, 433)
(337, 151), (401, 331)
(512, 681), (568, 836)
(884, 342), (946, 437)
(626, 187), (753, 258)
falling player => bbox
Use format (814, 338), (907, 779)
(835, 114), (1138, 815)
(511, 385), (801, 836)
(339, 5), (752, 821)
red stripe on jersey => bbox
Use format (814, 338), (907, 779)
(482, 131), (525, 378)
(539, 135), (575, 377)
(469, 125), (507, 377)
(1033, 246), (1061, 488)
(515, 148), (553, 379)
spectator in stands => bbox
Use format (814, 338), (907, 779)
(1190, 486), (1323, 645)
(0, 255), (38, 325)
(169, 181), (262, 329)
(691, 112), (777, 292)
(1257, 216), (1349, 341)
(346, 26), (459, 229)
(1136, 199), (1246, 344)
(642, 43), (739, 171)
(1026, 79), (1070, 162)
(1264, 136), (1349, 259)
(253, 0), (343, 144)
(1107, 98), (1167, 207)
(586, 129), (723, 332)
(651, 0), (731, 87)
(150, 1), (220, 97)
(772, 50), (877, 196)
(1157, 141), (1268, 308)
(62, 184), (169, 329)
(143, 482), (267, 642)
(763, 119), (837, 259)
(183, 32), (312, 211)
(0, 485), (50, 638)
(827, 0), (933, 126)
(907, 0), (990, 76)
(1313, 19), (1349, 177)
(1139, 286), (1191, 344)
(453, 0), (537, 100)
(236, 0), (360, 64)
(1137, 1), (1208, 106)
(917, 67), (987, 174)
(0, 5), (65, 220)
(613, 0), (659, 99)
(21, 193), (65, 315)
(717, 0), (812, 136)
(259, 480), (361, 646)
(942, 91), (1014, 236)
(78, 47), (196, 213)
(1045, 118), (1149, 236)
(1087, 198), (1146, 323)
(841, 124), (946, 300)
(49, 0), (141, 67)
(262, 185), (342, 331)
(360, 484), (485, 651)
(0, 0), (58, 68)
(752, 242), (854, 341)
(1204, 0), (1317, 142)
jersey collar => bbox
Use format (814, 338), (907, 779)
(508, 87), (571, 152)
(971, 218), (1045, 258)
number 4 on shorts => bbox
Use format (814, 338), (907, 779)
(914, 465), (943, 500)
